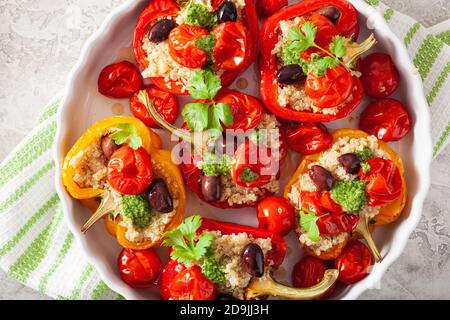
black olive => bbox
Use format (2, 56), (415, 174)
(309, 165), (335, 191)
(148, 19), (177, 43)
(218, 1), (238, 23)
(241, 243), (265, 278)
(318, 6), (341, 24)
(201, 175), (221, 202)
(147, 179), (174, 213)
(277, 64), (306, 85)
(101, 136), (120, 160)
(338, 153), (362, 174)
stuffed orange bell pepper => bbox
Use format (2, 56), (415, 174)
(62, 116), (186, 250)
(284, 129), (407, 262)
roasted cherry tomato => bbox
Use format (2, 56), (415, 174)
(130, 86), (179, 128)
(118, 248), (162, 288)
(212, 22), (250, 71)
(230, 141), (277, 188)
(107, 146), (153, 195)
(98, 61), (143, 99)
(319, 191), (343, 214)
(361, 53), (399, 98)
(298, 191), (327, 216)
(305, 65), (354, 109)
(299, 13), (338, 60)
(359, 98), (411, 142)
(215, 89), (263, 131)
(256, 0), (288, 17)
(257, 196), (296, 236)
(317, 213), (359, 235)
(286, 122), (333, 155)
(168, 24), (209, 68)
(292, 255), (335, 299)
(159, 261), (216, 300)
(335, 241), (374, 285)
(358, 157), (402, 206)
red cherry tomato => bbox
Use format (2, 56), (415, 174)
(159, 261), (216, 300)
(118, 249), (162, 288)
(335, 241), (374, 285)
(98, 61), (143, 99)
(107, 146), (153, 195)
(257, 196), (296, 236)
(230, 141), (277, 188)
(130, 86), (179, 128)
(299, 13), (338, 60)
(305, 65), (354, 109)
(286, 122), (333, 155)
(212, 22), (250, 71)
(168, 24), (209, 68)
(292, 255), (335, 299)
(358, 157), (402, 206)
(256, 0), (288, 17)
(361, 53), (399, 98)
(319, 191), (343, 214)
(317, 213), (359, 235)
(215, 90), (263, 131)
(298, 191), (327, 216)
(359, 98), (411, 142)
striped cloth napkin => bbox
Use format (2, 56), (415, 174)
(0, 0), (449, 300)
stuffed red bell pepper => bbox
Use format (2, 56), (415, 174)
(259, 0), (377, 122)
(133, 0), (258, 95)
(159, 215), (338, 300)
(138, 69), (288, 209)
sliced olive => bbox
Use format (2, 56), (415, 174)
(309, 165), (335, 191)
(218, 2), (238, 23)
(242, 243), (265, 278)
(148, 179), (174, 213)
(149, 19), (177, 43)
(338, 153), (362, 174)
(277, 65), (306, 85)
(201, 175), (221, 202)
(318, 6), (341, 24)
(101, 136), (120, 160)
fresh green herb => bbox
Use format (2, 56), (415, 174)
(356, 148), (374, 162)
(162, 215), (226, 284)
(109, 123), (143, 150)
(187, 69), (222, 100)
(186, 3), (218, 30)
(183, 70), (234, 134)
(200, 152), (233, 177)
(240, 167), (259, 183)
(121, 195), (153, 230)
(280, 42), (305, 66)
(330, 180), (367, 213)
(361, 162), (371, 174)
(299, 208), (320, 242)
(306, 54), (339, 76)
(329, 36), (347, 58)
(162, 215), (215, 264)
(201, 246), (226, 284)
(195, 34), (216, 64)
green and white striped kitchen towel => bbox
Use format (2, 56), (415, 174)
(0, 1), (449, 300)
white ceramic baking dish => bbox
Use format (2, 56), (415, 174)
(53, 0), (432, 300)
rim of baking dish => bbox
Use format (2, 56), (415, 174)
(53, 0), (432, 300)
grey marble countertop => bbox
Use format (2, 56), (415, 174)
(0, 0), (449, 300)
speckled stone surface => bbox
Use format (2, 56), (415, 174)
(0, 0), (449, 300)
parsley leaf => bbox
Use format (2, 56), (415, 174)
(308, 55), (339, 76)
(109, 123), (142, 150)
(361, 162), (371, 173)
(356, 148), (374, 162)
(209, 102), (234, 131)
(240, 167), (259, 183)
(330, 36), (347, 58)
(187, 69), (222, 100)
(301, 22), (318, 44)
(162, 215), (215, 264)
(299, 208), (320, 242)
(182, 102), (210, 132)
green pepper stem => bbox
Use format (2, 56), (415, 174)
(81, 190), (115, 234)
(245, 269), (339, 300)
(355, 214), (382, 262)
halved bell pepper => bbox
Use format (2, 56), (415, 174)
(160, 217), (339, 300)
(284, 129), (407, 260)
(259, 0), (368, 123)
(62, 116), (186, 250)
(133, 0), (259, 95)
